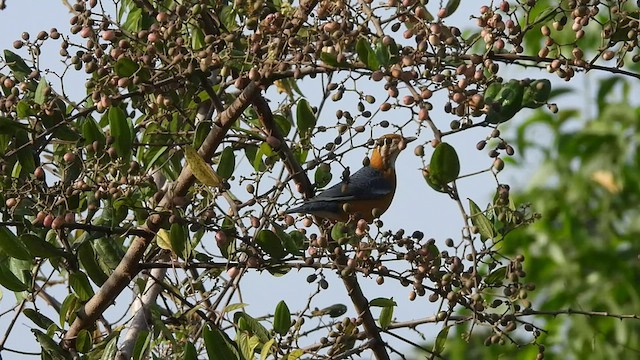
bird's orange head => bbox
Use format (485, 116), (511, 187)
(369, 134), (417, 171)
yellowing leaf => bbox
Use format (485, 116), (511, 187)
(184, 146), (222, 187)
(274, 80), (289, 95)
(591, 170), (620, 193)
(156, 229), (171, 250)
(287, 349), (305, 360)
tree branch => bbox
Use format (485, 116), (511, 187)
(62, 82), (260, 350)
(115, 253), (168, 360)
(341, 274), (390, 360)
(251, 94), (315, 199)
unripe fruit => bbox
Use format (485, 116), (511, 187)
(493, 158), (505, 171)
(102, 30), (116, 41)
(51, 215), (66, 230)
(63, 152), (76, 163)
(43, 214), (54, 228)
(34, 166), (45, 179)
(33, 211), (47, 225)
(80, 27), (92, 38)
(5, 198), (17, 208)
(284, 215), (295, 227)
(215, 231), (227, 246)
(65, 212), (75, 224)
(226, 266), (240, 278)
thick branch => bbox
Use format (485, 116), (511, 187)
(342, 274), (389, 360)
(252, 95), (315, 199)
(115, 253), (168, 360)
(62, 82), (260, 350)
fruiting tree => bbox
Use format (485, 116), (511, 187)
(0, 0), (639, 359)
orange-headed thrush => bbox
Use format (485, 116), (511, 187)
(286, 134), (416, 223)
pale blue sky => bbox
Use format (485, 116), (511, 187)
(0, 1), (548, 358)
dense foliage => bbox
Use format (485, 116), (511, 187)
(0, 0), (638, 359)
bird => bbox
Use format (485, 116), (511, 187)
(285, 134), (416, 223)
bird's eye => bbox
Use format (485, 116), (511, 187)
(384, 137), (392, 145)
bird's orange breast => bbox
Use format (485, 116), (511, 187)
(336, 190), (396, 223)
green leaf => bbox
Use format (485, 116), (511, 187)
(184, 146), (223, 186)
(191, 26), (205, 50)
(245, 144), (264, 172)
(273, 300), (291, 336)
(217, 147), (235, 179)
(597, 76), (623, 112)
(320, 51), (339, 66)
(287, 349), (305, 360)
(76, 329), (92, 353)
(145, 145), (168, 170)
(114, 57), (139, 78)
(429, 142), (460, 186)
(132, 330), (151, 360)
(220, 6), (238, 31)
(433, 326), (450, 354)
(273, 114), (292, 136)
(122, 7), (142, 32)
(314, 164), (332, 188)
(379, 305), (393, 330)
(170, 223), (188, 260)
(356, 37), (380, 70)
(223, 303), (248, 313)
(369, 297), (397, 307)
(82, 117), (105, 146)
(183, 342), (197, 360)
(0, 260), (28, 291)
(485, 266), (507, 285)
(101, 334), (119, 360)
(331, 222), (349, 241)
(70, 272), (95, 301)
(271, 223), (301, 256)
(0, 114), (27, 133)
(486, 79), (525, 124)
(260, 338), (275, 360)
(255, 229), (288, 259)
(266, 265), (291, 277)
(372, 43), (387, 68)
(236, 331), (260, 360)
(443, 0), (460, 17)
(21, 234), (66, 259)
(32, 329), (71, 360)
(23, 308), (55, 330)
(469, 199), (495, 240)
(193, 120), (211, 149)
(424, 169), (449, 193)
(312, 304), (348, 318)
(356, 37), (371, 66)
(34, 77), (49, 105)
(287, 231), (306, 252)
(59, 293), (78, 326)
(0, 226), (31, 260)
(253, 142), (274, 171)
(108, 107), (132, 159)
(4, 50), (31, 81)
(77, 241), (108, 286)
(93, 235), (124, 270)
(15, 129), (36, 176)
(484, 82), (502, 103)
(235, 312), (271, 343)
(203, 324), (240, 360)
(296, 98), (316, 138)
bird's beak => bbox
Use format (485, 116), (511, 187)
(404, 136), (417, 143)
